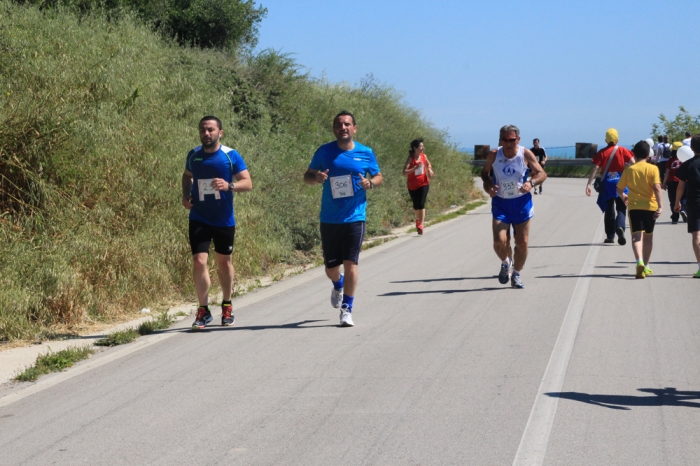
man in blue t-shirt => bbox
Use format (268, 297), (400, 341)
(182, 116), (252, 329)
(304, 111), (383, 327)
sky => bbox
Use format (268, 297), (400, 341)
(255, 0), (700, 149)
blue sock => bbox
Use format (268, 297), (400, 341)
(333, 274), (344, 290)
(342, 295), (354, 311)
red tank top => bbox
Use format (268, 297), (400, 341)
(407, 153), (430, 190)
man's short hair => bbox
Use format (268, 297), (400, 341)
(691, 135), (700, 153)
(533, 138), (539, 143)
(334, 110), (356, 126)
(410, 138), (424, 151)
(658, 135), (663, 142)
(200, 116), (222, 130)
(633, 140), (650, 159)
(686, 131), (692, 137)
(662, 134), (669, 143)
(499, 125), (520, 138)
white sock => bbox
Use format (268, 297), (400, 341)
(513, 269), (521, 275)
(502, 258), (511, 266)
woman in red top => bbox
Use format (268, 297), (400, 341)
(403, 138), (434, 235)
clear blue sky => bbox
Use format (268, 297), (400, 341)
(255, 0), (699, 149)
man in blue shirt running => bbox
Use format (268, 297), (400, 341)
(304, 111), (383, 327)
(182, 116), (252, 329)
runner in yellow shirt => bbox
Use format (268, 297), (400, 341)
(616, 140), (663, 279)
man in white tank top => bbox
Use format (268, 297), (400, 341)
(480, 125), (547, 288)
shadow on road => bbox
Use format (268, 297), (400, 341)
(545, 387), (700, 410)
(529, 243), (599, 249)
(615, 261), (697, 265)
(390, 276), (494, 283)
(378, 287), (510, 296)
(536, 273), (688, 280)
(148, 320), (334, 334)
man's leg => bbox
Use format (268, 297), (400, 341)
(215, 252), (234, 302)
(692, 231), (700, 262)
(512, 220), (531, 272)
(642, 233), (653, 265)
(604, 198), (616, 240)
(325, 265), (342, 282)
(415, 208), (426, 226)
(492, 219), (511, 261)
(614, 196), (627, 244)
(630, 232), (643, 260)
(342, 260), (358, 296)
(193, 252), (210, 306)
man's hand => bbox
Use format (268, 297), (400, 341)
(484, 181), (499, 198)
(182, 196), (193, 210)
(621, 193), (629, 206)
(520, 181), (533, 194)
(586, 184), (592, 197)
(661, 183), (667, 191)
(316, 169), (329, 183)
(653, 207), (662, 220)
(211, 178), (229, 191)
(358, 172), (372, 190)
(674, 201), (682, 212)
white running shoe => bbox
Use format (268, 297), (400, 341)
(331, 274), (343, 308)
(339, 304), (354, 327)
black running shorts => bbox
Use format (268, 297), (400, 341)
(408, 185), (430, 210)
(628, 210), (656, 234)
(320, 221), (365, 269)
(189, 220), (236, 255)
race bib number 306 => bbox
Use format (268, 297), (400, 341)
(500, 180), (519, 199)
(330, 175), (354, 199)
(197, 178), (221, 201)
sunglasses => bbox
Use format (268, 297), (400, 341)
(500, 138), (518, 143)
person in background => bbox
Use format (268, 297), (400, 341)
(530, 138), (547, 194)
(661, 141), (687, 224)
(674, 135), (700, 278)
(403, 138), (434, 235)
(682, 131), (692, 146)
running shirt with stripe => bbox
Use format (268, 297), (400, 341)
(493, 146), (529, 200)
(186, 145), (247, 227)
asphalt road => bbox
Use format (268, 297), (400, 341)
(1, 178), (699, 465)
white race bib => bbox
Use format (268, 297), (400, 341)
(414, 163), (425, 176)
(197, 178), (221, 201)
(500, 180), (519, 199)
(330, 175), (354, 199)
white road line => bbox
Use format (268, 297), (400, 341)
(513, 217), (605, 465)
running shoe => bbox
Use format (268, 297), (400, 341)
(511, 273), (524, 289)
(616, 227), (626, 246)
(643, 267), (653, 276)
(192, 306), (213, 330)
(693, 270), (700, 279)
(417, 224), (424, 235)
(680, 211), (688, 222)
(604, 238), (615, 244)
(635, 263), (646, 279)
(498, 260), (511, 284)
(339, 304), (354, 327)
(331, 274), (343, 309)
(221, 302), (235, 326)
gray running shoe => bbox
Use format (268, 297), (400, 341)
(511, 273), (525, 289)
(339, 304), (354, 327)
(498, 261), (511, 284)
(331, 275), (343, 309)
(192, 306), (212, 330)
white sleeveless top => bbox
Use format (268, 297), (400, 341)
(493, 146), (529, 199)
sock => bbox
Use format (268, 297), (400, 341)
(342, 295), (354, 311)
(637, 259), (644, 265)
(416, 219), (420, 227)
(222, 300), (231, 305)
(502, 258), (511, 266)
(697, 263), (700, 270)
(333, 274), (344, 290)
(513, 269), (521, 275)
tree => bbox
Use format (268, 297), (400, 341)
(651, 106), (700, 142)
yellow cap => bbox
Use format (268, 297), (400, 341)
(672, 141), (683, 151)
(605, 128), (619, 144)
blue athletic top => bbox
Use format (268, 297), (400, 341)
(185, 145), (247, 227)
(309, 141), (381, 224)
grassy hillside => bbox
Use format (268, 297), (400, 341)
(0, 1), (477, 342)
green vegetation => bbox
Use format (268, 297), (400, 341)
(15, 345), (94, 381)
(0, 1), (477, 342)
(541, 162), (590, 178)
(95, 311), (175, 346)
(652, 106), (700, 142)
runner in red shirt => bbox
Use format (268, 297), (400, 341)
(403, 138), (434, 235)
(662, 141), (687, 223)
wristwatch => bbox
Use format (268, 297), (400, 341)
(228, 182), (235, 191)
(369, 180), (375, 190)
(530, 180), (536, 189)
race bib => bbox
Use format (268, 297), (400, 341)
(414, 163), (425, 176)
(197, 178), (221, 201)
(500, 180), (519, 199)
(330, 175), (354, 199)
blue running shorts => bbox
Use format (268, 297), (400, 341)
(492, 193), (534, 225)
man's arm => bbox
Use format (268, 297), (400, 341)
(304, 168), (329, 185)
(210, 169), (252, 193)
(523, 148), (547, 192)
(674, 181), (686, 212)
(182, 170), (193, 209)
(479, 149), (499, 198)
(586, 165), (599, 197)
(653, 183), (663, 219)
(358, 172), (383, 190)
